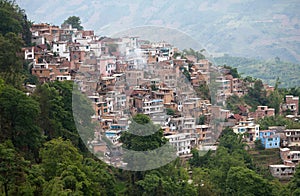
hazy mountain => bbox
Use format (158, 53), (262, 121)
(17, 0), (300, 63)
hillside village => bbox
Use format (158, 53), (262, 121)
(23, 22), (300, 180)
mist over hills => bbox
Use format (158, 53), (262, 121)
(17, 0), (300, 63)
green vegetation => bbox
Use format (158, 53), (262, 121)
(223, 65), (240, 78)
(0, 0), (31, 45)
(1, 1), (300, 195)
(188, 128), (294, 195)
(195, 83), (210, 100)
(120, 114), (167, 151)
(182, 48), (206, 62)
(257, 116), (300, 130)
(214, 55), (300, 88)
(250, 148), (282, 180)
(166, 108), (175, 116)
(62, 16), (83, 30)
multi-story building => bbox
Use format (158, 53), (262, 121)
(168, 117), (196, 133)
(281, 95), (299, 115)
(232, 120), (260, 142)
(283, 129), (300, 147)
(125, 70), (144, 87)
(231, 77), (246, 96)
(259, 130), (280, 149)
(280, 148), (300, 166)
(269, 165), (295, 180)
(249, 106), (275, 120)
(52, 41), (70, 61)
(99, 56), (116, 76)
(142, 98), (164, 115)
(165, 133), (197, 156)
(195, 125), (211, 144)
(152, 87), (174, 105)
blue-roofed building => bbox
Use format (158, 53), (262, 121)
(259, 130), (280, 149)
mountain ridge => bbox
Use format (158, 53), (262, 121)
(17, 0), (300, 63)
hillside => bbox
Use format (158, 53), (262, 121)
(250, 149), (282, 180)
(16, 0), (300, 63)
(213, 55), (300, 88)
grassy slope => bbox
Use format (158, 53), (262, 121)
(249, 148), (282, 180)
(213, 56), (300, 88)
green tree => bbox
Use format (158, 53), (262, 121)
(62, 16), (83, 30)
(43, 177), (72, 196)
(244, 79), (267, 110)
(35, 81), (95, 153)
(27, 164), (45, 196)
(40, 138), (83, 180)
(267, 90), (283, 115)
(166, 108), (175, 116)
(192, 168), (216, 196)
(136, 163), (197, 196)
(183, 48), (205, 61)
(289, 165), (300, 195)
(254, 139), (265, 150)
(196, 83), (210, 100)
(0, 0), (31, 45)
(0, 140), (31, 196)
(0, 33), (24, 87)
(81, 158), (116, 195)
(197, 115), (206, 125)
(41, 138), (117, 195)
(119, 114), (167, 151)
(0, 85), (42, 158)
(225, 166), (273, 195)
(225, 94), (244, 114)
(223, 65), (240, 78)
(189, 148), (212, 167)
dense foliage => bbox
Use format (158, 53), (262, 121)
(0, 1), (300, 195)
(62, 16), (83, 30)
(214, 55), (300, 88)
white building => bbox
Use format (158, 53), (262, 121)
(232, 120), (260, 142)
(169, 117), (196, 133)
(56, 75), (71, 81)
(89, 41), (102, 57)
(24, 47), (35, 60)
(52, 41), (70, 61)
(142, 99), (164, 115)
(165, 133), (197, 156)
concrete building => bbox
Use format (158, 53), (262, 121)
(99, 56), (116, 76)
(284, 129), (300, 147)
(269, 165), (295, 180)
(281, 95), (299, 115)
(52, 41), (70, 61)
(259, 130), (280, 149)
(142, 98), (164, 115)
(280, 148), (300, 166)
(249, 106), (275, 120)
(195, 125), (211, 144)
(165, 133), (197, 156)
(232, 120), (260, 142)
